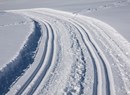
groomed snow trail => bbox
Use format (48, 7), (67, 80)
(6, 8), (130, 95)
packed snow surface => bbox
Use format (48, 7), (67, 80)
(0, 0), (130, 95)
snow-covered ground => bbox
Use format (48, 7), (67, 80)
(0, 0), (130, 95)
(0, 12), (33, 68)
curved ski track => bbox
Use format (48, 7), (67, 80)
(7, 8), (130, 95)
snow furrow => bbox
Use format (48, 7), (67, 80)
(26, 11), (92, 95)
(0, 20), (42, 95)
(79, 17), (130, 95)
(36, 10), (102, 95)
(34, 10), (102, 95)
(69, 22), (102, 95)
(30, 11), (98, 95)
(71, 20), (110, 95)
(30, 9), (115, 95)
(9, 10), (58, 95)
(71, 19), (116, 95)
(15, 22), (48, 95)
(63, 23), (87, 95)
(26, 22), (55, 95)
(6, 8), (130, 95)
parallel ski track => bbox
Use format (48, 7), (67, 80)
(73, 18), (115, 95)
(30, 10), (104, 95)
(32, 11), (113, 95)
(15, 21), (48, 95)
(31, 11), (99, 95)
(26, 21), (55, 95)
(64, 21), (99, 95)
(9, 9), (117, 95)
(34, 11), (95, 95)
(15, 18), (55, 95)
(71, 20), (110, 95)
(70, 19), (116, 95)
(70, 22), (101, 95)
(83, 19), (129, 58)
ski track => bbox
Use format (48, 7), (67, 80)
(15, 22), (49, 95)
(16, 19), (56, 95)
(32, 10), (114, 95)
(63, 21), (98, 95)
(26, 22), (55, 95)
(70, 20), (114, 95)
(4, 8), (130, 95)
(0, 19), (42, 95)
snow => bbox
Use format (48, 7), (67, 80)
(85, 4), (130, 42)
(0, 0), (130, 95)
(0, 0), (130, 43)
(0, 12), (33, 68)
(0, 19), (42, 95)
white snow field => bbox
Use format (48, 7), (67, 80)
(0, 0), (130, 95)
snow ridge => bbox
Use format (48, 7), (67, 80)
(0, 20), (42, 95)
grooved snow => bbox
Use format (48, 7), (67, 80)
(4, 8), (130, 95)
(0, 0), (130, 95)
